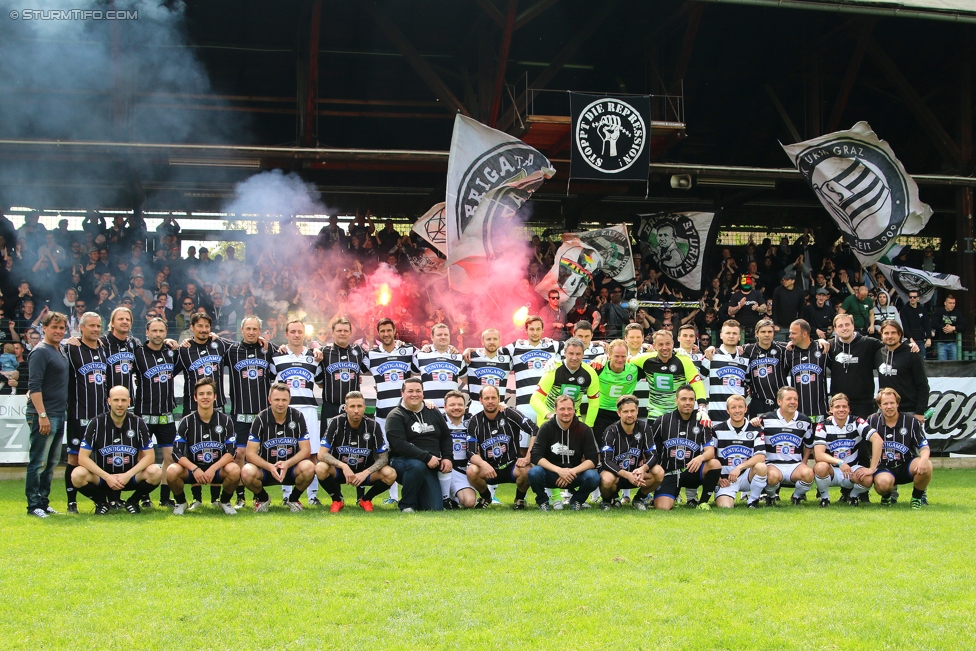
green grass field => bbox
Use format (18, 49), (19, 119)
(2, 470), (975, 651)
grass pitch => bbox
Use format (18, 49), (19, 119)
(1, 470), (975, 650)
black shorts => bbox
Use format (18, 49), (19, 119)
(749, 398), (777, 418)
(94, 475), (138, 490)
(233, 418), (256, 447)
(608, 474), (638, 490)
(146, 422), (177, 447)
(592, 410), (619, 439)
(260, 466), (299, 487)
(877, 463), (914, 486)
(485, 464), (518, 485)
(654, 467), (703, 499)
(320, 401), (342, 435)
(176, 466), (228, 485)
(66, 419), (90, 455)
(333, 468), (376, 486)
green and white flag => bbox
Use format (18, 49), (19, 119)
(637, 211), (719, 291)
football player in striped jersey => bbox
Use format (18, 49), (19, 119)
(713, 395), (767, 508)
(868, 388), (933, 509)
(754, 386), (815, 505)
(812, 393), (881, 508)
(702, 320), (748, 423)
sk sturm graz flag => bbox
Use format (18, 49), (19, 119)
(412, 203), (447, 255)
(445, 114), (555, 293)
(570, 93), (651, 181)
(535, 224), (636, 308)
(637, 212), (719, 292)
(876, 263), (966, 305)
(781, 122), (932, 266)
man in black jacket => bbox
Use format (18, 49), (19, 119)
(899, 291), (930, 357)
(385, 377), (453, 512)
(932, 294), (965, 361)
(527, 394), (600, 511)
(876, 321), (930, 419)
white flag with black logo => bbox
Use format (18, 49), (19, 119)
(876, 263), (966, 304)
(534, 224), (636, 308)
(781, 121), (932, 265)
(445, 115), (555, 293)
(412, 203), (447, 255)
(636, 212), (718, 291)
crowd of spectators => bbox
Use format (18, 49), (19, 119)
(0, 209), (966, 399)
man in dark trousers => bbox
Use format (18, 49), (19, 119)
(899, 291), (931, 357)
(527, 394), (601, 511)
(385, 377), (453, 512)
(932, 294), (964, 361)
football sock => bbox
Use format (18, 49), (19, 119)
(685, 487), (699, 502)
(793, 480), (813, 498)
(128, 480), (155, 503)
(815, 474), (832, 499)
(320, 474), (342, 502)
(236, 485), (245, 500)
(65, 464), (77, 504)
(765, 483), (780, 496)
(220, 491), (233, 504)
(255, 489), (270, 503)
(389, 482), (400, 501)
(191, 486), (202, 502)
(307, 476), (319, 499)
(209, 485), (220, 502)
(288, 490), (302, 503)
(912, 488), (925, 499)
(700, 469), (721, 503)
(159, 485), (171, 503)
(851, 484), (868, 498)
(281, 485), (292, 500)
(515, 489), (527, 501)
(75, 481), (103, 503)
(174, 490), (187, 505)
(362, 483), (387, 502)
(488, 484), (497, 498)
(356, 485), (366, 501)
(479, 489), (492, 502)
(438, 473), (452, 499)
(749, 474), (767, 501)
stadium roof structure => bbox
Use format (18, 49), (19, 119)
(696, 0), (976, 23)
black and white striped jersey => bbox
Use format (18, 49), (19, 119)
(712, 419), (763, 475)
(650, 411), (716, 475)
(320, 414), (386, 474)
(502, 339), (563, 407)
(172, 411), (235, 470)
(99, 332), (139, 396)
(866, 413), (929, 470)
(757, 409), (814, 465)
(66, 342), (109, 420)
(365, 344), (416, 420)
(467, 406), (537, 470)
(702, 347), (749, 421)
(783, 343), (829, 419)
(248, 406), (309, 464)
(582, 342), (606, 365)
(174, 337), (233, 412)
(813, 416), (877, 467)
(599, 419), (656, 474)
(225, 342), (276, 416)
(743, 342), (789, 415)
(317, 343), (370, 405)
(271, 347), (319, 409)
(80, 412), (152, 474)
(446, 415), (473, 470)
(133, 343), (176, 416)
(412, 349), (467, 408)
(465, 351), (512, 404)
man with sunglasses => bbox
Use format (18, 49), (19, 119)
(899, 291), (930, 357)
(539, 291), (567, 341)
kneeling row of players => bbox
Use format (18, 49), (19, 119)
(69, 381), (932, 514)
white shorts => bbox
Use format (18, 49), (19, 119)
(295, 405), (320, 454)
(824, 465), (863, 486)
(769, 462), (805, 486)
(450, 469), (474, 498)
(515, 404), (538, 448)
(716, 472), (753, 499)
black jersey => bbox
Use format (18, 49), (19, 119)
(813, 416), (877, 467)
(66, 342), (109, 420)
(758, 409), (814, 465)
(247, 406), (310, 464)
(446, 415), (473, 470)
(365, 344), (416, 420)
(99, 332), (139, 396)
(743, 341), (788, 415)
(317, 343), (370, 405)
(465, 351), (512, 404)
(172, 411), (235, 470)
(225, 341), (276, 416)
(650, 411), (716, 475)
(783, 343), (829, 419)
(867, 413), (929, 469)
(174, 337), (232, 412)
(133, 343), (176, 416)
(599, 419), (656, 474)
(321, 414), (387, 473)
(80, 412), (153, 474)
(712, 419), (763, 476)
(467, 406), (538, 470)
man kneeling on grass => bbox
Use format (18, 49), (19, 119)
(598, 394), (663, 511)
(528, 394), (600, 511)
(241, 382), (315, 512)
(316, 391), (395, 513)
(466, 384), (538, 510)
(71, 386), (161, 515)
(167, 378), (239, 516)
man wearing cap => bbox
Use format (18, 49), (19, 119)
(724, 275), (766, 339)
(802, 288), (835, 339)
(771, 272), (804, 342)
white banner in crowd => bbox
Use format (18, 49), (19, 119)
(876, 263), (966, 304)
(534, 224), (636, 308)
(636, 211), (718, 291)
(0, 396), (29, 464)
(781, 121), (932, 266)
(444, 114), (555, 293)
